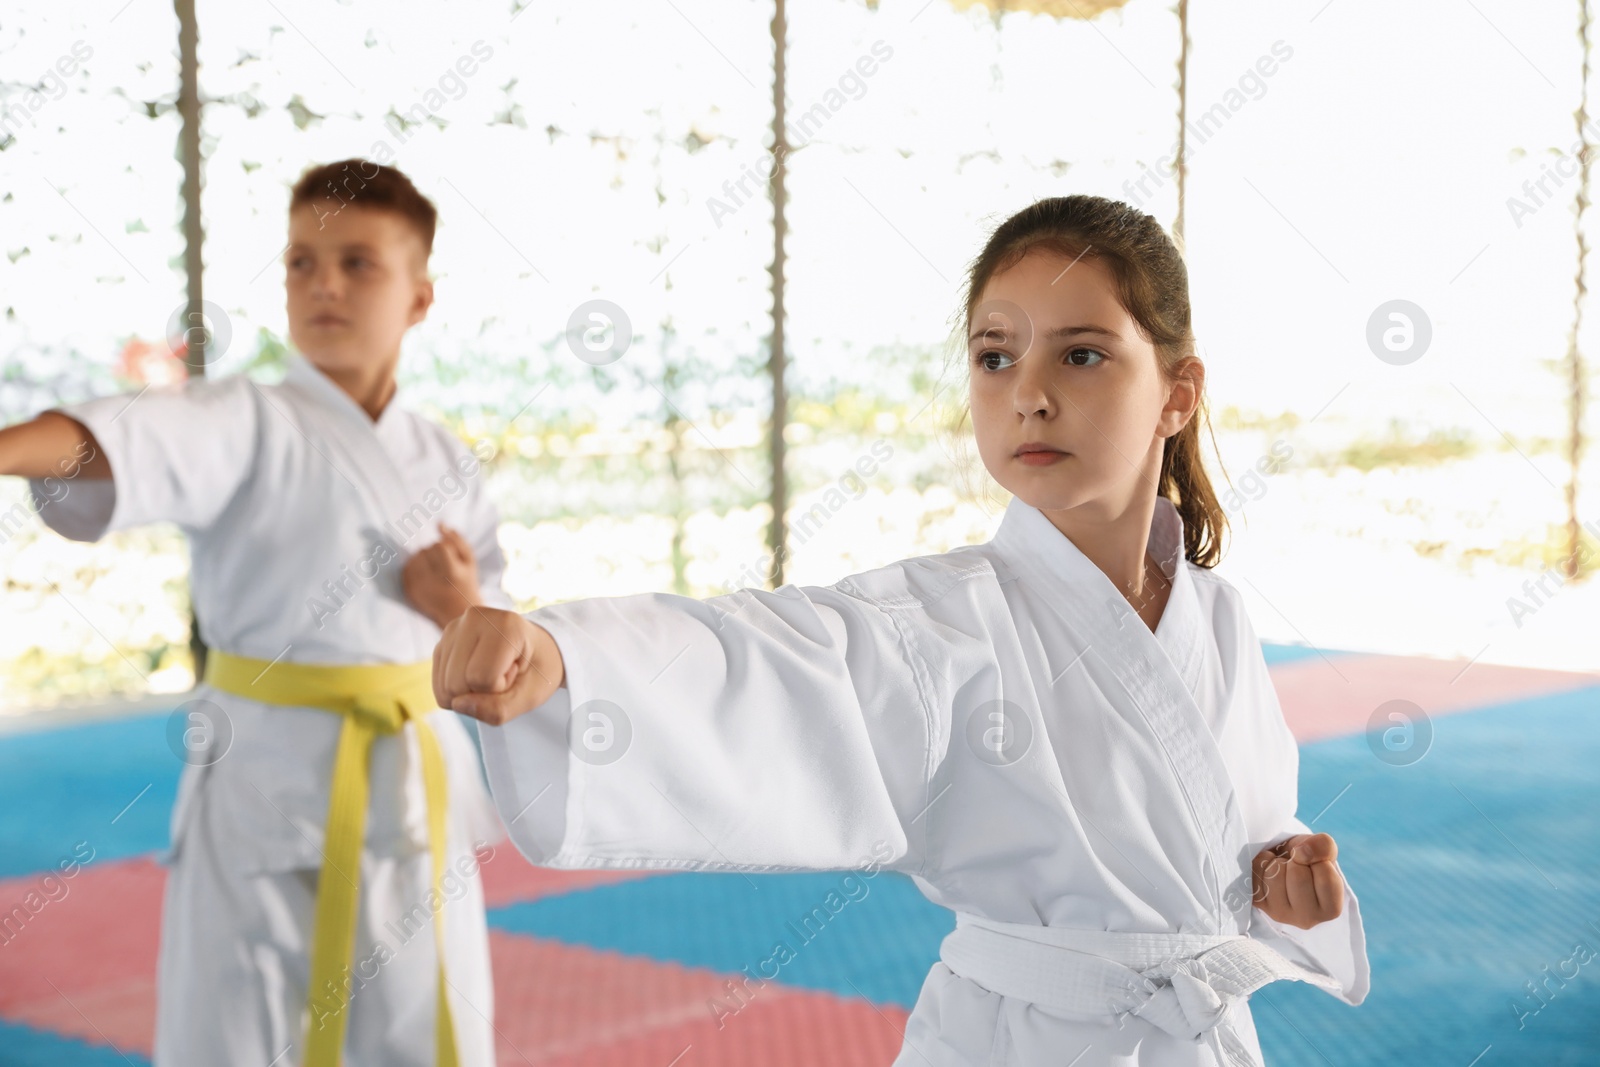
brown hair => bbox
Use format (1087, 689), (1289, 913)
(959, 195), (1228, 567)
(289, 159), (438, 257)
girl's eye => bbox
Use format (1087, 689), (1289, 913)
(345, 257), (369, 271)
(975, 348), (1103, 372)
(288, 256), (310, 270)
(975, 350), (1015, 372)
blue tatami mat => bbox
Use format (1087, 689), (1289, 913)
(2, 677), (1597, 1063)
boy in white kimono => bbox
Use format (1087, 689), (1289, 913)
(432, 196), (1370, 1065)
(0, 160), (506, 1067)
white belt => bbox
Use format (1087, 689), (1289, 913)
(939, 912), (1342, 1067)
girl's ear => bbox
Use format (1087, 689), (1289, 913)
(1159, 356), (1204, 437)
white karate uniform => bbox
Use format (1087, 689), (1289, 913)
(478, 493), (1369, 1066)
(28, 352), (511, 1067)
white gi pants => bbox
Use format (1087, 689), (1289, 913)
(150, 762), (497, 1067)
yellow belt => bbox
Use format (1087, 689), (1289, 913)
(203, 650), (459, 1067)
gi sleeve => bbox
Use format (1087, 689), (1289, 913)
(25, 375), (260, 541)
(477, 579), (941, 876)
(1226, 597), (1371, 1007)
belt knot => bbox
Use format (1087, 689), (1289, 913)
(1134, 955), (1234, 1039)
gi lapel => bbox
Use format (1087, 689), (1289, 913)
(991, 495), (1250, 933)
(281, 354), (421, 551)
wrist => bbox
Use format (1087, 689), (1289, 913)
(427, 591), (478, 628)
(525, 617), (566, 691)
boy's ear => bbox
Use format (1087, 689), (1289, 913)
(409, 275), (435, 326)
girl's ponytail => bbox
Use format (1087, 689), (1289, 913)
(1161, 414), (1226, 568)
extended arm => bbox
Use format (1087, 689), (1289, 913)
(0, 412), (111, 480)
(433, 575), (963, 874)
(1, 378), (260, 541)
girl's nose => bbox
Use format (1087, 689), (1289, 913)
(1013, 356), (1055, 419)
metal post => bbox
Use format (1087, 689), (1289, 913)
(175, 0), (208, 680)
(766, 0), (789, 588)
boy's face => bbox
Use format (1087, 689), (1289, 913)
(284, 204), (433, 375)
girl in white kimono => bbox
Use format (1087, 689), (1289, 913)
(0, 161), (507, 1066)
(433, 195), (1370, 1066)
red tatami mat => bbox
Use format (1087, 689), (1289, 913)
(1268, 653), (1598, 742)
(0, 855), (909, 1065)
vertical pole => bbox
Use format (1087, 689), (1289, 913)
(765, 0), (790, 589)
(1565, 0), (1592, 579)
(1172, 0), (1189, 249)
(176, 0), (204, 380)
(175, 0), (208, 679)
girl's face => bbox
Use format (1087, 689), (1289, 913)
(966, 250), (1199, 516)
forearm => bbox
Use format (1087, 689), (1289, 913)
(0, 413), (111, 480)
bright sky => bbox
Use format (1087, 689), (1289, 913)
(1, 0), (1596, 675)
(2, 0), (1587, 418)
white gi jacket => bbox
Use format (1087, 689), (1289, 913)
(29, 353), (512, 1064)
(479, 493), (1369, 1066)
(28, 351), (509, 874)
